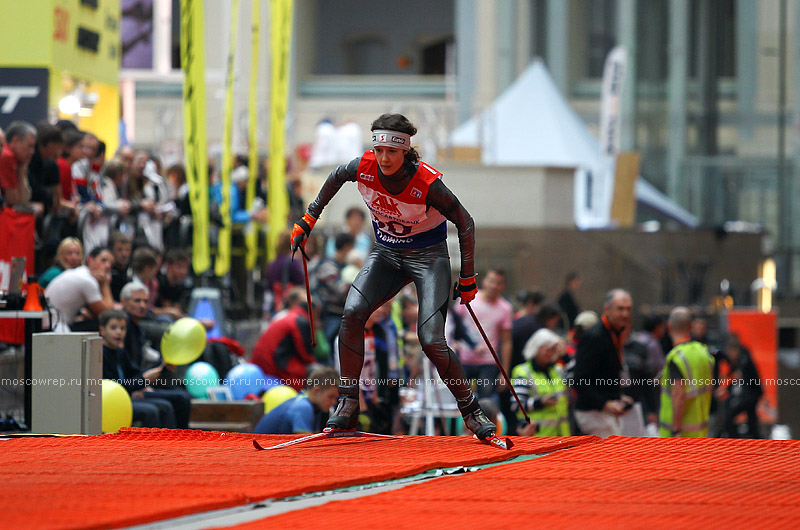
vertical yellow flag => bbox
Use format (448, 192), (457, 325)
(180, 0), (211, 273)
(245, 0), (262, 270)
(268, 0), (293, 262)
(215, 0), (240, 276)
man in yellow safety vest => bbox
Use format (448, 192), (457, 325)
(659, 307), (715, 437)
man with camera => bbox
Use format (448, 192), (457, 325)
(573, 289), (637, 437)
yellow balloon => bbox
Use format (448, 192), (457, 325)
(101, 379), (133, 433)
(160, 317), (208, 365)
(263, 385), (299, 414)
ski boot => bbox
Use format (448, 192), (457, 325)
(463, 408), (497, 440)
(463, 408), (514, 450)
(325, 393), (360, 432)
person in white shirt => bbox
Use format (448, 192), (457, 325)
(44, 246), (116, 330)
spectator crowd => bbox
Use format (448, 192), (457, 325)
(0, 119), (765, 439)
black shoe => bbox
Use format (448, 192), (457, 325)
(325, 395), (360, 431)
(463, 408), (497, 441)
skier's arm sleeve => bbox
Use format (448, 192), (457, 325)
(426, 178), (475, 277)
(306, 157), (361, 219)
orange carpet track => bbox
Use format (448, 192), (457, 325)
(222, 436), (800, 530)
(0, 428), (597, 530)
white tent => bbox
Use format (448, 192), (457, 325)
(450, 60), (697, 228)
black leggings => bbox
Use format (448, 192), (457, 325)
(337, 241), (477, 414)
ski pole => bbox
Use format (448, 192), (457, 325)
(295, 245), (317, 348)
(455, 283), (531, 425)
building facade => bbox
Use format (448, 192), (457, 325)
(122, 0), (800, 295)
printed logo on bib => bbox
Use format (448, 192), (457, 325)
(359, 172), (375, 182)
(410, 187), (422, 198)
(371, 195), (402, 217)
(377, 231), (413, 244)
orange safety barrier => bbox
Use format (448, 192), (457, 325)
(239, 436), (800, 530)
(727, 309), (779, 423)
(0, 428), (598, 530)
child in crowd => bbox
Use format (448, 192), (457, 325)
(99, 309), (177, 428)
(254, 367), (340, 435)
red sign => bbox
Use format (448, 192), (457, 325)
(0, 208), (36, 344)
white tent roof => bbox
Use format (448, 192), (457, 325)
(636, 178), (698, 228)
(450, 59), (698, 228)
(451, 59), (599, 168)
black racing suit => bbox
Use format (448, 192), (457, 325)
(307, 156), (480, 416)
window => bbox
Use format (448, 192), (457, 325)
(171, 0), (181, 69)
(636, 0), (668, 82)
(345, 36), (388, 75)
(121, 0), (154, 69)
(531, 0), (548, 60)
(689, 0), (736, 78)
(312, 0), (454, 76)
(587, 0), (618, 78)
(421, 38), (451, 75)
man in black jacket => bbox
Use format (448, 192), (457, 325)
(716, 334), (763, 438)
(573, 289), (635, 437)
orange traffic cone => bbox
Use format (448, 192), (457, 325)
(23, 281), (43, 311)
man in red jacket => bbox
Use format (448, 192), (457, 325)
(250, 287), (316, 390)
(0, 121), (36, 208)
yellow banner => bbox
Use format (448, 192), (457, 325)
(215, 0), (240, 276)
(268, 0), (293, 262)
(245, 0), (262, 270)
(180, 0), (211, 273)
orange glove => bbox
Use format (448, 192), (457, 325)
(291, 212), (317, 253)
(454, 275), (477, 305)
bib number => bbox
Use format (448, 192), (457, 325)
(376, 219), (412, 237)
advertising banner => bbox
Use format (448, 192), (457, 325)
(0, 68), (49, 130)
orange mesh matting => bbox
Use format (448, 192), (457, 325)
(233, 436), (800, 530)
(0, 428), (598, 530)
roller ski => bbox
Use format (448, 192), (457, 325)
(479, 432), (514, 450)
(464, 408), (514, 451)
(253, 428), (400, 451)
(253, 394), (399, 450)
